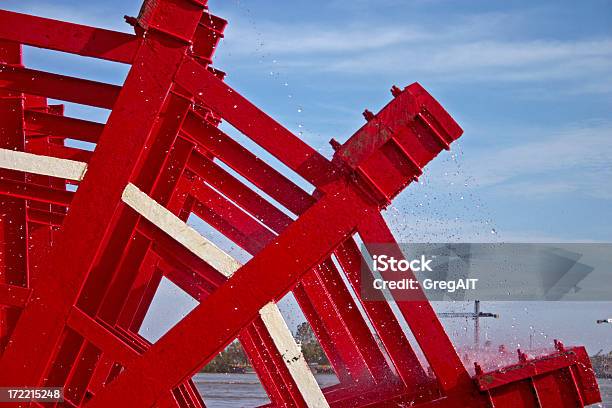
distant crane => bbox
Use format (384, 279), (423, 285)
(438, 300), (499, 348)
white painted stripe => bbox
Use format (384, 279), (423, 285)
(259, 303), (330, 407)
(121, 183), (240, 277)
(122, 183), (329, 406)
(0, 148), (87, 181)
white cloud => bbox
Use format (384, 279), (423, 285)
(223, 24), (429, 55)
(493, 181), (577, 198)
(219, 10), (511, 55)
(217, 11), (612, 90)
(460, 121), (612, 199)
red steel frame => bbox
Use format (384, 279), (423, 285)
(0, 1), (602, 407)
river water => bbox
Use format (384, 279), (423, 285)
(194, 373), (338, 407)
(194, 374), (612, 407)
(597, 378), (612, 408)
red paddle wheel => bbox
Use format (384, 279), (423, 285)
(0, 1), (601, 407)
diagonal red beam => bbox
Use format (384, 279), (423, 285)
(186, 153), (291, 231)
(26, 139), (93, 162)
(356, 213), (472, 394)
(190, 184), (276, 254)
(0, 65), (120, 108)
(0, 10), (138, 64)
(182, 113), (315, 215)
(27, 207), (66, 227)
(66, 307), (139, 366)
(0, 283), (31, 308)
(0, 177), (73, 206)
(25, 110), (104, 144)
(297, 268), (378, 385)
(334, 239), (430, 388)
(246, 318), (309, 406)
(291, 283), (352, 383)
(239, 327), (293, 405)
(177, 58), (336, 187)
(310, 260), (399, 383)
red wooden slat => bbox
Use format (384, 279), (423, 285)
(0, 10), (138, 63)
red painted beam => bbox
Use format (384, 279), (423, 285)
(177, 58), (336, 188)
(334, 239), (430, 388)
(311, 260), (398, 383)
(0, 283), (31, 308)
(27, 207), (66, 227)
(292, 283), (353, 384)
(0, 10), (139, 64)
(185, 153), (291, 232)
(357, 213), (476, 397)
(190, 184), (276, 254)
(26, 139), (93, 162)
(25, 110), (104, 144)
(0, 177), (73, 206)
(0, 65), (120, 108)
(66, 307), (139, 366)
(182, 113), (315, 215)
(298, 268), (378, 385)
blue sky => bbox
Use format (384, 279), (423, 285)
(3, 1), (611, 356)
(5, 0), (611, 241)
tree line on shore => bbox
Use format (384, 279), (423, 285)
(201, 322), (329, 373)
